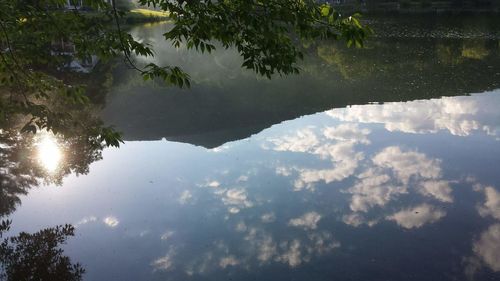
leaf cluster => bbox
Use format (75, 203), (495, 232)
(0, 223), (84, 281)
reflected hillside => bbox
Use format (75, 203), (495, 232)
(101, 18), (500, 148)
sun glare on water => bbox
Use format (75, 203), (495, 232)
(36, 134), (63, 173)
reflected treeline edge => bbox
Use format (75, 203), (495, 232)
(103, 21), (500, 148)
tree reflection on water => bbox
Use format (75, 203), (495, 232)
(0, 108), (112, 280)
(0, 221), (84, 281)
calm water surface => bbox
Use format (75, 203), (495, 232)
(2, 16), (500, 281)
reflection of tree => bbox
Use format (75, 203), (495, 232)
(0, 111), (107, 218)
(461, 40), (490, 60)
(314, 37), (499, 79)
(0, 221), (84, 281)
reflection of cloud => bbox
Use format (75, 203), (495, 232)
(307, 232), (341, 255)
(178, 190), (193, 204)
(103, 216), (119, 228)
(372, 146), (442, 184)
(268, 124), (371, 191)
(257, 235), (277, 263)
(478, 186), (500, 220)
(386, 204), (446, 229)
(219, 256), (240, 268)
(237, 175), (249, 182)
(345, 147), (450, 213)
(210, 145), (231, 153)
(342, 213), (378, 227)
(473, 224), (500, 271)
(161, 230), (175, 241)
(184, 241), (234, 275)
(418, 180), (453, 203)
(231, 229), (338, 269)
(275, 233), (339, 267)
(346, 168), (406, 212)
(277, 240), (302, 267)
(276, 166), (293, 177)
(152, 248), (176, 272)
(207, 184), (255, 215)
(222, 188), (253, 211)
(261, 212), (276, 223)
(289, 212), (321, 230)
(327, 92), (500, 138)
(323, 124), (371, 144)
(185, 252), (215, 276)
(342, 213), (365, 227)
(235, 221), (247, 232)
(206, 181), (220, 188)
(294, 142), (363, 191)
(199, 180), (221, 188)
(269, 128), (319, 153)
(237, 224), (339, 268)
(75, 216), (97, 227)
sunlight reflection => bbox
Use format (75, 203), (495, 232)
(36, 133), (62, 173)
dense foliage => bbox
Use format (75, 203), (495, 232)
(0, 221), (84, 281)
(0, 0), (369, 145)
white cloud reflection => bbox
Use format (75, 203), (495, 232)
(346, 168), (407, 213)
(372, 146), (442, 184)
(293, 144), (362, 191)
(261, 212), (276, 223)
(472, 224), (500, 272)
(161, 230), (175, 241)
(178, 190), (193, 204)
(219, 256), (240, 268)
(269, 128), (319, 153)
(265, 106), (456, 230)
(288, 212), (322, 230)
(323, 124), (371, 144)
(418, 180), (453, 203)
(206, 181), (221, 188)
(257, 235), (277, 263)
(345, 147), (452, 214)
(103, 216), (120, 228)
(276, 239), (302, 267)
(386, 204), (446, 229)
(75, 216), (97, 227)
(267, 124), (371, 191)
(478, 186), (500, 220)
(327, 92), (500, 138)
(222, 188), (253, 211)
(152, 248), (176, 272)
(342, 213), (379, 227)
(165, 93), (500, 277)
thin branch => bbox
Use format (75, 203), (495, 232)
(0, 20), (32, 80)
(110, 0), (145, 74)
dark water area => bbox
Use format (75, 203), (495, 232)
(1, 15), (500, 281)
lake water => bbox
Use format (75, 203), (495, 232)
(2, 16), (500, 281)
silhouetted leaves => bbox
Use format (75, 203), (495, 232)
(0, 224), (84, 281)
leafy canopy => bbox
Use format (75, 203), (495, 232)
(0, 221), (84, 281)
(0, 0), (369, 146)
